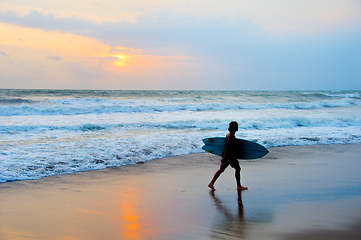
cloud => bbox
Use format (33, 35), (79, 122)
(0, 10), (260, 52)
(47, 56), (61, 60)
(99, 56), (119, 63)
(0, 51), (10, 57)
(0, 9), (360, 90)
(64, 61), (101, 79)
(109, 46), (142, 54)
(0, 10), (92, 33)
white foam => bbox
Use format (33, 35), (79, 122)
(1, 90), (361, 182)
(0, 94), (359, 116)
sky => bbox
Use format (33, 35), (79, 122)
(0, 0), (360, 90)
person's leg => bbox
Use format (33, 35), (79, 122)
(233, 163), (248, 190)
(235, 167), (241, 187)
(208, 164), (227, 191)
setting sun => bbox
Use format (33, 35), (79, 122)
(112, 55), (126, 66)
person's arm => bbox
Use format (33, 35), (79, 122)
(224, 134), (237, 158)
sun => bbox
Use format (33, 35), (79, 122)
(112, 54), (126, 67)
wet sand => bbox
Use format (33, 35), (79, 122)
(1, 143), (361, 240)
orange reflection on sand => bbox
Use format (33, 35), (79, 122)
(115, 188), (160, 239)
(0, 227), (29, 240)
(120, 202), (141, 238)
(75, 208), (106, 215)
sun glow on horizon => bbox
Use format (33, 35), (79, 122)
(0, 21), (189, 74)
(0, 20), (195, 89)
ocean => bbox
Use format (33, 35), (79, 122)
(1, 89), (360, 182)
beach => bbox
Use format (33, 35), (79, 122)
(1, 143), (360, 240)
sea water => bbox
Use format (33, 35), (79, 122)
(1, 89), (360, 182)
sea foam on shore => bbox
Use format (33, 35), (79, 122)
(1, 89), (360, 182)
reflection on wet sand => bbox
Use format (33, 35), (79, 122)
(209, 190), (275, 239)
(209, 190), (246, 239)
(120, 202), (141, 238)
(115, 188), (159, 239)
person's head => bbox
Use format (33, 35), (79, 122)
(228, 121), (238, 133)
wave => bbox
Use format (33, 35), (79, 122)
(1, 113), (360, 136)
(300, 91), (361, 99)
(1, 125), (361, 183)
(0, 97), (359, 116)
(322, 93), (361, 98)
(0, 98), (34, 106)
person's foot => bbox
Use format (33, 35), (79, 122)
(237, 185), (248, 190)
(208, 183), (216, 191)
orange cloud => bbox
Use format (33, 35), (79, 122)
(0, 22), (193, 89)
(0, 23), (110, 58)
(0, 22), (163, 70)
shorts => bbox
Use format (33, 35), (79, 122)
(221, 158), (240, 170)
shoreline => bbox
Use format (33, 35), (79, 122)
(1, 142), (360, 185)
(1, 143), (361, 239)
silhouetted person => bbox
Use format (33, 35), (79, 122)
(208, 121), (248, 191)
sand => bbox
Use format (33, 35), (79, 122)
(1, 143), (361, 240)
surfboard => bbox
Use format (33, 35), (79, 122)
(202, 137), (269, 159)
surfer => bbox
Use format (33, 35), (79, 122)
(208, 121), (248, 191)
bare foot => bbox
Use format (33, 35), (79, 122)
(208, 183), (216, 191)
(237, 186), (248, 190)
